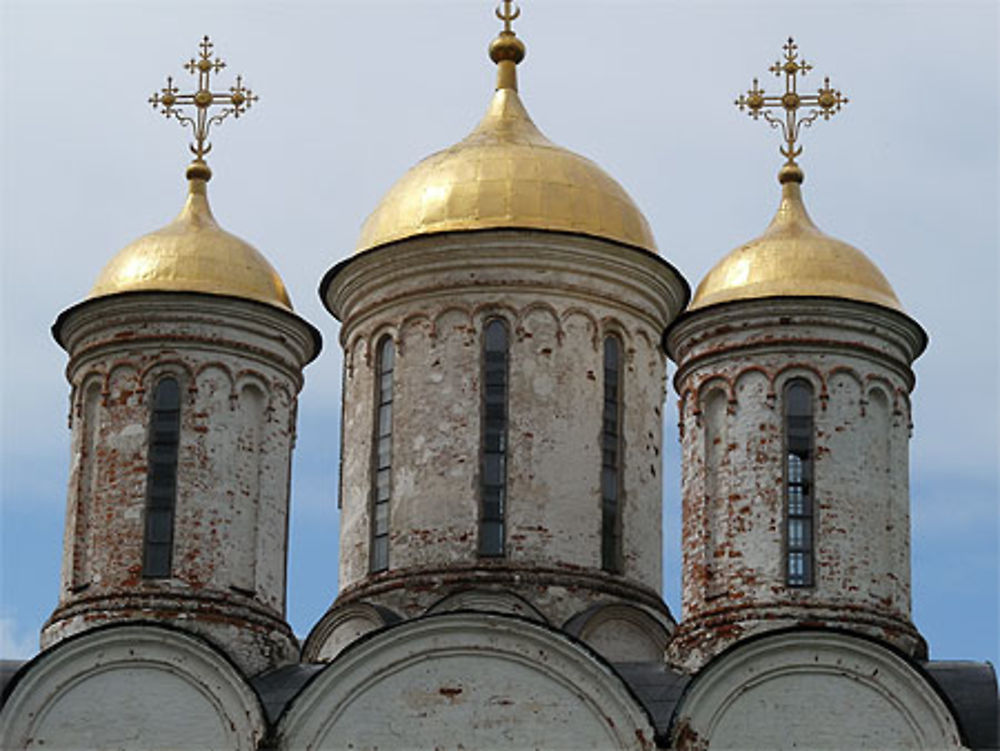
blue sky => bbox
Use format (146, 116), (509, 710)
(2, 0), (997, 669)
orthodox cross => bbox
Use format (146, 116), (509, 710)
(149, 36), (258, 164)
(496, 0), (521, 33)
(735, 38), (848, 166)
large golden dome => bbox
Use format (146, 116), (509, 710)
(690, 166), (902, 312)
(90, 173), (292, 311)
(355, 23), (656, 255)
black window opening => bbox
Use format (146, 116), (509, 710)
(143, 377), (181, 579)
(480, 319), (509, 557)
(784, 379), (814, 587)
(371, 337), (394, 573)
(601, 335), (624, 573)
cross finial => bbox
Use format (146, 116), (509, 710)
(149, 36), (258, 180)
(735, 37), (848, 178)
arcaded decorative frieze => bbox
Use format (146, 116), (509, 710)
(324, 231), (687, 335)
(667, 298), (925, 389)
(56, 292), (318, 387)
(342, 301), (656, 380)
(676, 361), (913, 427)
(67, 360), (294, 424)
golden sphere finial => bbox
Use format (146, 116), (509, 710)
(489, 33), (526, 65)
(778, 162), (804, 184)
(185, 159), (213, 182)
(489, 2), (526, 90)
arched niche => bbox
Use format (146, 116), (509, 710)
(564, 602), (672, 663)
(426, 588), (548, 622)
(301, 601), (401, 663)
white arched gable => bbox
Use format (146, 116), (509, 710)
(672, 630), (962, 750)
(279, 612), (655, 749)
(0, 624), (265, 750)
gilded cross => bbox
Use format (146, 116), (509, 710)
(149, 36), (258, 164)
(735, 38), (848, 165)
(495, 1), (521, 33)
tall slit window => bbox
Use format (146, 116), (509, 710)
(784, 379), (814, 587)
(371, 337), (394, 573)
(480, 319), (509, 557)
(601, 335), (623, 573)
(143, 377), (181, 578)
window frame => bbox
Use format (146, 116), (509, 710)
(601, 334), (624, 573)
(479, 317), (509, 558)
(370, 335), (395, 573)
(142, 375), (182, 579)
(783, 377), (815, 588)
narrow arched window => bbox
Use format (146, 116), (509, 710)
(143, 376), (181, 579)
(784, 379), (814, 587)
(601, 335), (623, 573)
(480, 319), (508, 557)
(371, 337), (394, 573)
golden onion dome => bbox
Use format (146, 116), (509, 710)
(355, 16), (657, 255)
(89, 164), (292, 311)
(690, 164), (903, 312)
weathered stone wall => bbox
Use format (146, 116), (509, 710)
(319, 230), (687, 635)
(43, 293), (318, 675)
(666, 298), (926, 671)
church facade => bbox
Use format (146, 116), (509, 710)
(1, 9), (996, 750)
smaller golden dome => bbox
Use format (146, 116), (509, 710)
(89, 168), (292, 311)
(355, 21), (656, 254)
(690, 166), (902, 312)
